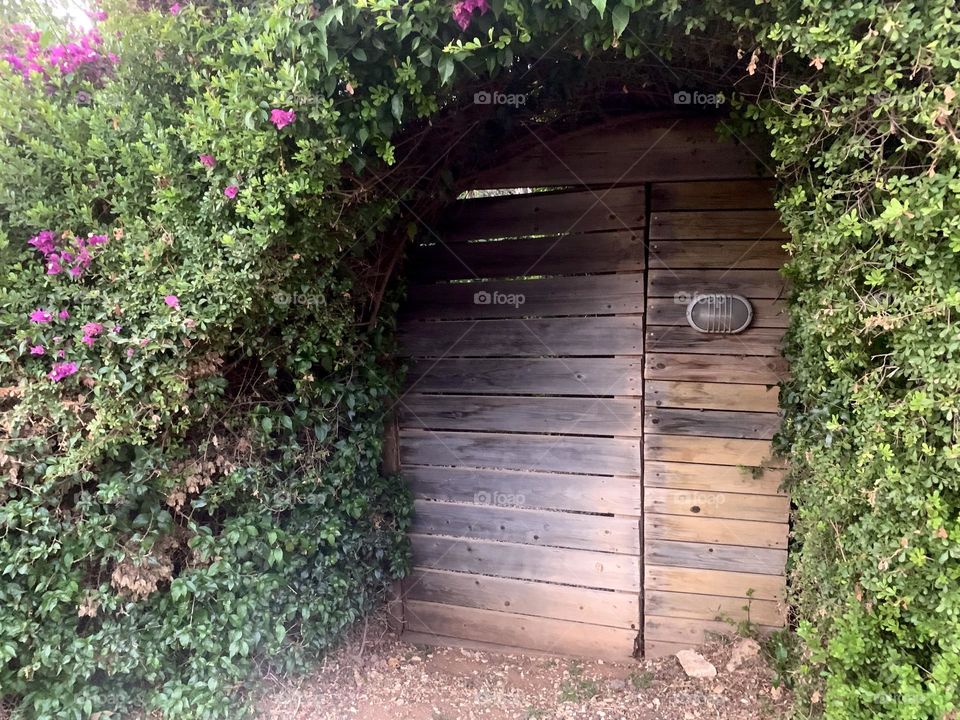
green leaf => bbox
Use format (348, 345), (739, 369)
(592, 0), (606, 16)
(612, 5), (630, 38)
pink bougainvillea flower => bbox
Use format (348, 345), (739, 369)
(29, 345), (45, 355)
(30, 308), (53, 324)
(452, 0), (489, 30)
(199, 154), (216, 168)
(47, 257), (63, 275)
(126, 347), (136, 357)
(169, 3), (182, 14)
(112, 325), (122, 333)
(164, 295), (180, 308)
(224, 185), (238, 199)
(82, 322), (104, 336)
(269, 108), (296, 129)
(58, 309), (70, 320)
(81, 335), (95, 347)
(56, 349), (66, 358)
(47, 361), (79, 382)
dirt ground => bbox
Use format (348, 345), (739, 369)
(257, 615), (792, 720)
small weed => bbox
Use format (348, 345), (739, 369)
(524, 707), (548, 719)
(629, 670), (655, 689)
(559, 661), (600, 702)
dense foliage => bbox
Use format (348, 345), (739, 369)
(0, 0), (957, 718)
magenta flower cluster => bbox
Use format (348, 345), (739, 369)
(452, 0), (490, 30)
(270, 108), (296, 129)
(29, 230), (108, 278)
(2, 23), (117, 84)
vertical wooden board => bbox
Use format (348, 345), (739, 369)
(645, 565), (785, 601)
(648, 240), (787, 270)
(645, 353), (789, 385)
(644, 461), (786, 496)
(411, 534), (641, 592)
(645, 487), (790, 523)
(644, 435), (783, 467)
(406, 465), (642, 515)
(646, 381), (780, 413)
(650, 210), (787, 240)
(645, 513), (788, 550)
(404, 600), (638, 660)
(645, 590), (785, 626)
(405, 568), (641, 629)
(649, 180), (776, 211)
(644, 408), (781, 440)
(411, 499), (641, 553)
(646, 297), (788, 328)
(644, 539), (786, 575)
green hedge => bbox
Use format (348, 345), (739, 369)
(0, 0), (958, 717)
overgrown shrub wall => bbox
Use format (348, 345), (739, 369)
(0, 0), (957, 718)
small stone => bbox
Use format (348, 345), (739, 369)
(607, 679), (626, 691)
(725, 638), (761, 672)
(675, 649), (717, 679)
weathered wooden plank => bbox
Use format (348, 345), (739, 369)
(645, 590), (785, 627)
(403, 630), (611, 660)
(645, 539), (786, 575)
(405, 568), (640, 629)
(644, 639), (695, 658)
(399, 317), (644, 357)
(405, 601), (638, 660)
(645, 488), (790, 523)
(409, 231), (644, 282)
(645, 408), (780, 440)
(407, 465), (641, 514)
(405, 357), (643, 397)
(645, 514), (788, 550)
(646, 326), (784, 356)
(648, 240), (787, 270)
(649, 180), (776, 211)
(644, 435), (783, 467)
(645, 565), (785, 601)
(412, 499), (641, 553)
(647, 270), (787, 299)
(646, 297), (788, 328)
(646, 381), (780, 413)
(650, 211), (788, 240)
(644, 616), (779, 646)
(645, 353), (789, 385)
(440, 186), (645, 242)
(403, 273), (645, 321)
(401, 394), (642, 437)
(411, 534), (641, 592)
(644, 461), (785, 496)
(400, 430), (642, 475)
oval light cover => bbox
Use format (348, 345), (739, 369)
(686, 293), (754, 334)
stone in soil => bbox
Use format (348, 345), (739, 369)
(675, 649), (717, 679)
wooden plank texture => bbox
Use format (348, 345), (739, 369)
(646, 381), (780, 413)
(644, 435), (783, 467)
(405, 357), (643, 396)
(645, 487), (789, 523)
(401, 394), (642, 437)
(650, 210), (787, 240)
(645, 514), (788, 550)
(400, 430), (642, 475)
(645, 408), (780, 440)
(412, 534), (641, 592)
(407, 465), (641, 514)
(405, 601), (637, 660)
(645, 565), (785, 601)
(645, 353), (789, 384)
(649, 180), (776, 211)
(645, 590), (785, 626)
(405, 568), (640, 628)
(409, 231), (644, 282)
(644, 539), (786, 575)
(648, 240), (787, 270)
(440, 186), (645, 242)
(403, 273), (645, 320)
(399, 317), (644, 357)
(412, 499), (641, 553)
(647, 270), (787, 299)
(644, 461), (785, 495)
(646, 297), (788, 328)
(646, 326), (784, 356)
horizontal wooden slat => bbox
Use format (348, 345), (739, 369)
(649, 180), (776, 211)
(407, 465), (641, 514)
(401, 394), (642, 437)
(400, 430), (642, 475)
(411, 534), (640, 592)
(403, 273), (645, 320)
(399, 317), (644, 357)
(650, 210), (787, 240)
(405, 568), (640, 628)
(644, 639), (695, 658)
(645, 514), (788, 549)
(645, 488), (790, 523)
(412, 500), (641, 553)
(646, 297), (788, 328)
(644, 616), (779, 646)
(648, 240), (787, 270)
(645, 590), (785, 626)
(644, 435), (783, 467)
(647, 269), (787, 299)
(645, 353), (789, 384)
(645, 408), (780, 440)
(409, 231), (644, 282)
(440, 186), (645, 242)
(646, 381), (780, 413)
(644, 461), (785, 495)
(646, 326), (784, 356)
(405, 600), (637, 660)
(645, 539), (786, 575)
(405, 357), (643, 396)
(645, 565), (785, 601)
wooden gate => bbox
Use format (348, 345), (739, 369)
(395, 115), (790, 660)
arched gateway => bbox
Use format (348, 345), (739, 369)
(392, 114), (790, 660)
